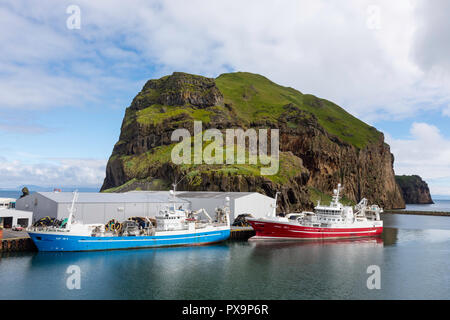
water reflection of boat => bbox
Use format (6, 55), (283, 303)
(27, 242), (231, 268)
(248, 236), (384, 249)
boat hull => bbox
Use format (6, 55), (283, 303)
(247, 219), (382, 240)
(28, 228), (230, 252)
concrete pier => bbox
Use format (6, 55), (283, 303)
(0, 229), (36, 252)
(1, 237), (36, 252)
(384, 210), (450, 217)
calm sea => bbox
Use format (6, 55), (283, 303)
(404, 200), (450, 212)
(0, 190), (21, 199)
(0, 189), (98, 200)
(0, 213), (449, 299)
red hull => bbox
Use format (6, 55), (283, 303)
(247, 219), (383, 240)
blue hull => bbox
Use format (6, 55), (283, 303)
(28, 229), (230, 252)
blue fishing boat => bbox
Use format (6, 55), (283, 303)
(27, 192), (231, 252)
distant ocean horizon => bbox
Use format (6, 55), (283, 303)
(0, 188), (99, 200)
(403, 200), (450, 212)
(0, 190), (22, 199)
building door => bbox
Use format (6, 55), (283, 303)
(3, 217), (13, 228)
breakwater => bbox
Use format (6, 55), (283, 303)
(384, 210), (450, 217)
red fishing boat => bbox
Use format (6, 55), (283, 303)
(247, 184), (383, 240)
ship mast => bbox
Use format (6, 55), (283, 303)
(171, 173), (189, 209)
(270, 192), (281, 217)
(66, 190), (78, 230)
(332, 183), (342, 207)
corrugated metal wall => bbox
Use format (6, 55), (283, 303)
(184, 197), (233, 221)
(16, 193), (190, 224)
(15, 193), (57, 222)
(16, 192), (274, 224)
(179, 194), (275, 221)
(234, 194), (275, 218)
(56, 201), (189, 224)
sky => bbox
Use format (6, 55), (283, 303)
(0, 0), (449, 196)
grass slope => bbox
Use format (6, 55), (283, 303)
(215, 72), (381, 149)
(107, 71), (383, 192)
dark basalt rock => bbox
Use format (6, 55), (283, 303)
(132, 72), (223, 110)
(395, 175), (434, 204)
(101, 71), (406, 211)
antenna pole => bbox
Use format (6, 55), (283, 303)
(173, 173), (189, 195)
(66, 190), (78, 230)
(272, 192), (281, 217)
(172, 173), (190, 207)
(333, 184), (342, 206)
(172, 183), (176, 203)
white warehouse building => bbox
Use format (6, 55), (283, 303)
(0, 197), (33, 228)
(15, 192), (189, 224)
(176, 191), (275, 220)
(15, 191), (275, 224)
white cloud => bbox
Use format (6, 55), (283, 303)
(0, 4), (143, 111)
(386, 122), (450, 195)
(412, 0), (450, 76)
(2, 1), (450, 191)
(0, 157), (106, 188)
(0, 123), (50, 134)
(2, 0), (450, 120)
(76, 0), (450, 121)
(427, 184), (450, 197)
(443, 105), (450, 117)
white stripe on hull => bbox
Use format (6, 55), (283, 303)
(78, 233), (223, 243)
(288, 229), (379, 234)
(249, 234), (379, 241)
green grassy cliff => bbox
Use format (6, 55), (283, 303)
(101, 71), (405, 211)
(215, 72), (381, 149)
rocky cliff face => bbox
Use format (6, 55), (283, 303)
(395, 175), (433, 204)
(101, 72), (405, 211)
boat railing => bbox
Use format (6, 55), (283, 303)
(27, 226), (71, 233)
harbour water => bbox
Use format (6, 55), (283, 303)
(1, 213), (449, 299)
